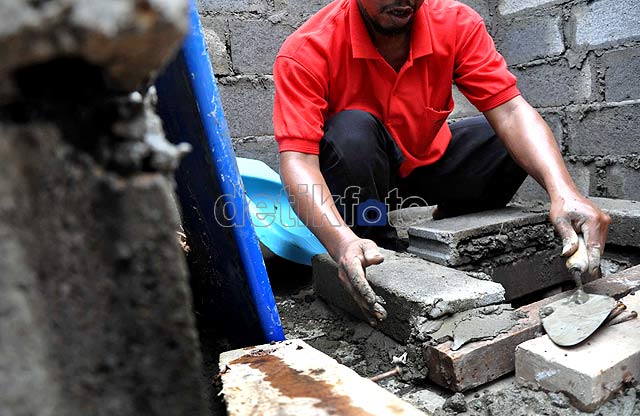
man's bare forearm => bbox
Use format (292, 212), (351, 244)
(279, 151), (358, 258)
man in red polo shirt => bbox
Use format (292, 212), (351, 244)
(273, 0), (610, 325)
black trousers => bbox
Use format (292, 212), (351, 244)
(319, 110), (528, 244)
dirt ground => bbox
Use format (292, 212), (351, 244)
(267, 258), (640, 416)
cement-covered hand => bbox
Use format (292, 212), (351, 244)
(336, 238), (388, 326)
(550, 192), (610, 278)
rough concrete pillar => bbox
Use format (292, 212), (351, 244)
(0, 1), (209, 415)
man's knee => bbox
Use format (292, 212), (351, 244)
(322, 110), (382, 155)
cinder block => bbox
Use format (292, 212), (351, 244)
(200, 17), (232, 76)
(590, 197), (640, 248)
(603, 47), (640, 102)
(574, 0), (640, 48)
(312, 250), (506, 342)
(540, 112), (564, 146)
(566, 103), (640, 156)
(490, 249), (567, 301)
(232, 136), (280, 172)
(496, 14), (564, 65)
(196, 0), (269, 14)
(512, 59), (592, 108)
(498, 0), (561, 16)
(218, 75), (275, 137)
(219, 339), (427, 416)
(516, 291), (640, 412)
(513, 176), (548, 203)
(407, 207), (551, 266)
(229, 19), (292, 74)
(603, 165), (640, 201)
(273, 0), (333, 27)
(450, 84), (480, 119)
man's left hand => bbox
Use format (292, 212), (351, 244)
(550, 192), (611, 278)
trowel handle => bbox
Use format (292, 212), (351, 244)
(566, 235), (589, 273)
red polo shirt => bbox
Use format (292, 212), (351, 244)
(273, 0), (520, 177)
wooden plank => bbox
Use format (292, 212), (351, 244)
(219, 339), (428, 416)
(423, 264), (640, 392)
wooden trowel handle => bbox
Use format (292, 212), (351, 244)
(566, 235), (589, 273)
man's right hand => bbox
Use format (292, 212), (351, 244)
(335, 238), (387, 326)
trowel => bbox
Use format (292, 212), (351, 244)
(540, 235), (616, 347)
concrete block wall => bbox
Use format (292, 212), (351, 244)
(199, 0), (640, 201)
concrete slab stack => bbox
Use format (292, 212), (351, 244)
(407, 207), (567, 301)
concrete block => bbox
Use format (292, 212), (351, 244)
(407, 207), (551, 266)
(273, 0), (333, 27)
(498, 0), (562, 16)
(512, 59), (592, 108)
(490, 249), (567, 301)
(567, 103), (640, 156)
(200, 16), (232, 76)
(590, 197), (640, 248)
(574, 0), (640, 48)
(424, 264), (640, 391)
(229, 19), (293, 74)
(603, 47), (640, 102)
(312, 250), (506, 342)
(515, 291), (640, 412)
(516, 160), (591, 203)
(540, 112), (564, 146)
(450, 84), (480, 119)
(603, 165), (640, 201)
(232, 136), (280, 172)
(513, 175), (548, 203)
(219, 339), (427, 416)
(496, 14), (564, 65)
(218, 75), (275, 137)
(196, 0), (268, 14)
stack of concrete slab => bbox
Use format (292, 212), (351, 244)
(407, 207), (567, 301)
(218, 339), (428, 416)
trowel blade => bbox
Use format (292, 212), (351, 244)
(540, 292), (616, 347)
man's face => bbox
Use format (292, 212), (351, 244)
(357, 0), (425, 36)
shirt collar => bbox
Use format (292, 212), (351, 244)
(349, 0), (433, 60)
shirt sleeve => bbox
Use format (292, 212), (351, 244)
(273, 55), (329, 155)
(453, 18), (520, 112)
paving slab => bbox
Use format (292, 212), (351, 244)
(407, 207), (552, 266)
(423, 264), (640, 391)
(313, 249), (505, 342)
(219, 339), (428, 416)
(590, 197), (640, 248)
(516, 291), (640, 412)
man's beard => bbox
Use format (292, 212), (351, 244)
(358, 1), (415, 36)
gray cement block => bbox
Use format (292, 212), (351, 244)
(540, 112), (564, 146)
(516, 291), (640, 412)
(566, 103), (640, 156)
(498, 0), (562, 16)
(489, 249), (567, 301)
(232, 135), (280, 172)
(229, 19), (292, 74)
(603, 47), (640, 102)
(604, 165), (640, 201)
(201, 16), (232, 76)
(450, 84), (480, 119)
(514, 175), (548, 203)
(196, 0), (268, 14)
(273, 0), (333, 27)
(574, 0), (640, 48)
(590, 197), (640, 248)
(407, 207), (550, 266)
(496, 15), (564, 65)
(312, 250), (506, 342)
(218, 75), (275, 137)
(512, 59), (592, 108)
